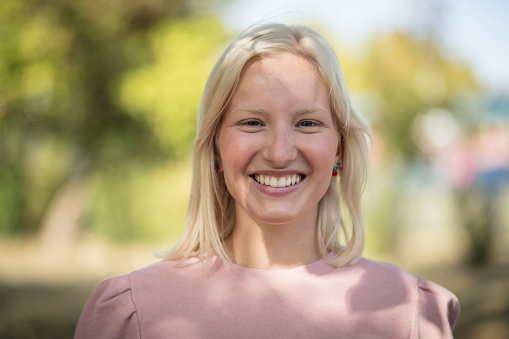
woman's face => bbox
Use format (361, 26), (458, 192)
(217, 52), (340, 227)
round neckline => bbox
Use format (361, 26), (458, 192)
(215, 252), (337, 285)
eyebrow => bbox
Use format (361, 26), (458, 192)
(232, 106), (329, 116)
(231, 107), (269, 116)
(294, 107), (330, 116)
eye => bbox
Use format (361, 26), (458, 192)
(298, 120), (321, 127)
(236, 119), (264, 132)
(242, 120), (262, 126)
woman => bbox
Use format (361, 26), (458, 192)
(76, 23), (460, 338)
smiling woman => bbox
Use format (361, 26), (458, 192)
(217, 52), (342, 268)
(75, 22), (460, 338)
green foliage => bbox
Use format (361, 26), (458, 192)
(0, 0), (480, 251)
(0, 0), (227, 238)
(118, 16), (227, 158)
(0, 167), (23, 233)
(87, 159), (192, 243)
(340, 32), (480, 257)
(341, 32), (479, 158)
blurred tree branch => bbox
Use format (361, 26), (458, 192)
(0, 0), (226, 238)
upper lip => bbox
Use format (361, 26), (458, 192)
(249, 170), (305, 176)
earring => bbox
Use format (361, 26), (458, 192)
(214, 163), (220, 174)
(332, 161), (343, 176)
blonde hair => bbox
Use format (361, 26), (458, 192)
(164, 22), (371, 268)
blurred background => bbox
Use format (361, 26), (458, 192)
(0, 0), (508, 338)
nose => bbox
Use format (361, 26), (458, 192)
(263, 125), (297, 167)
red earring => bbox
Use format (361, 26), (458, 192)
(332, 161), (343, 176)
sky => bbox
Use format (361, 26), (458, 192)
(218, 0), (509, 93)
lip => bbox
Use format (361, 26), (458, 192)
(249, 170), (305, 176)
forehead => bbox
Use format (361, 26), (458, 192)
(241, 52), (321, 84)
(228, 53), (330, 111)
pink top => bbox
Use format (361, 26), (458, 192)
(75, 254), (460, 338)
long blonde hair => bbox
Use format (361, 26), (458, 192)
(163, 22), (371, 268)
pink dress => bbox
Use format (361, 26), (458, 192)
(75, 254), (460, 338)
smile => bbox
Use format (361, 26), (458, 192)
(252, 174), (304, 188)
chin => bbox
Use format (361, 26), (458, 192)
(251, 209), (307, 226)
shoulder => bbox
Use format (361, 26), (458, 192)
(75, 258), (205, 339)
(354, 257), (460, 305)
(352, 257), (458, 297)
(345, 258), (424, 296)
(412, 276), (461, 338)
(338, 258), (422, 312)
(129, 256), (205, 288)
(350, 258), (460, 337)
(75, 275), (139, 339)
(127, 257), (211, 311)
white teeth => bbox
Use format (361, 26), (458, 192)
(253, 174), (303, 187)
(278, 177), (286, 187)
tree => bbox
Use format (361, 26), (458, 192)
(342, 32), (478, 158)
(339, 31), (479, 260)
(0, 0), (227, 240)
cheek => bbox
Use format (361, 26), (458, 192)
(302, 136), (339, 166)
(218, 133), (256, 183)
(219, 130), (257, 164)
(219, 137), (241, 168)
(219, 142), (254, 203)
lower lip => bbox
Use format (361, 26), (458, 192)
(251, 176), (303, 196)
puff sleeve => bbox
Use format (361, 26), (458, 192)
(75, 275), (140, 339)
(410, 278), (461, 339)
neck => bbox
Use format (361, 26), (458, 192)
(225, 210), (322, 270)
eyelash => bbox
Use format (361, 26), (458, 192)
(239, 120), (322, 127)
(298, 120), (321, 127)
(240, 120), (263, 127)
